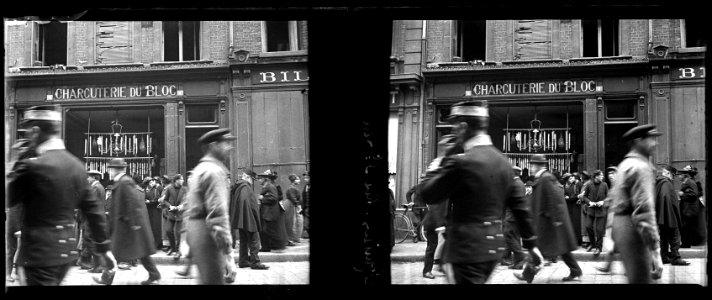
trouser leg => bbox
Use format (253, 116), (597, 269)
(139, 255), (161, 280)
(613, 214), (653, 284)
(249, 231), (262, 265)
(423, 229), (437, 274)
(670, 227), (682, 260)
(21, 263), (72, 286)
(659, 226), (671, 261)
(451, 261), (498, 284)
(166, 219), (176, 251)
(560, 252), (582, 274)
(238, 229), (249, 266)
(174, 221), (183, 252)
(585, 215), (595, 247)
(595, 215), (606, 249)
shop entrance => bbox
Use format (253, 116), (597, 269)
(603, 99), (639, 169)
(64, 106), (165, 184)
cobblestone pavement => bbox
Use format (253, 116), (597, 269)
(392, 259), (707, 285)
(6, 262), (309, 286)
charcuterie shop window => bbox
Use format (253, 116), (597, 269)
(63, 107), (166, 183)
(163, 21), (201, 62)
(33, 21), (67, 66)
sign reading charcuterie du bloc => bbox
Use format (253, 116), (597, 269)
(50, 84), (179, 100)
(469, 80), (599, 96)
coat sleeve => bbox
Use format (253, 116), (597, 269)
(680, 180), (698, 199)
(261, 186), (279, 205)
(78, 178), (111, 253)
(542, 177), (563, 224)
(507, 176), (538, 249)
(419, 156), (461, 205)
(626, 164), (660, 251)
(7, 160), (33, 208)
(200, 169), (232, 246)
(287, 187), (301, 205)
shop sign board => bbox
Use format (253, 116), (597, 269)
(470, 79), (598, 96)
(252, 65), (309, 84)
(50, 84), (179, 100)
(672, 65), (705, 80)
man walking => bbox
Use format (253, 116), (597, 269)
(184, 128), (235, 284)
(80, 170), (107, 273)
(418, 100), (543, 284)
(7, 105), (116, 286)
(93, 158), (161, 285)
(655, 166), (689, 266)
(515, 154), (582, 282)
(230, 169), (269, 270)
(609, 124), (664, 283)
(501, 166), (527, 270)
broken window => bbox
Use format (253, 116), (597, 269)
(163, 21), (200, 61)
(34, 21), (67, 66)
(453, 20), (486, 62)
(582, 19), (619, 57)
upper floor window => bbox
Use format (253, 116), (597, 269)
(163, 21), (200, 61)
(262, 21), (305, 53)
(33, 22), (67, 66)
(681, 19), (706, 48)
(582, 19), (619, 57)
(96, 21), (131, 64)
(453, 20), (486, 62)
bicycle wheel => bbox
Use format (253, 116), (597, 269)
(419, 224), (427, 242)
(393, 214), (412, 244)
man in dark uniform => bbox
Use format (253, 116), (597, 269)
(581, 170), (609, 256)
(7, 105), (116, 286)
(418, 100), (543, 284)
(609, 124), (664, 283)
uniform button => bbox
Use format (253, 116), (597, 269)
(497, 247), (506, 251)
(70, 251), (78, 255)
(483, 222), (492, 226)
(496, 234), (504, 237)
(59, 240), (67, 244)
(68, 238), (77, 242)
(56, 225), (64, 230)
(60, 254), (68, 258)
(488, 250), (496, 254)
(486, 235), (494, 240)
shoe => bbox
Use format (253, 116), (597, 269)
(238, 263), (251, 268)
(287, 241), (296, 247)
(117, 263), (132, 270)
(423, 272), (435, 279)
(167, 250), (175, 256)
(251, 263), (270, 270)
(662, 258), (671, 264)
(509, 261), (525, 270)
(514, 263), (540, 284)
(651, 265), (663, 280)
(225, 269), (236, 283)
(93, 269), (116, 285)
(586, 245), (595, 252)
(671, 259), (690, 266)
(130, 260), (138, 267)
(175, 268), (191, 277)
(593, 248), (602, 256)
(500, 260), (513, 266)
(88, 266), (104, 273)
(141, 277), (160, 285)
(562, 270), (582, 282)
(594, 265), (611, 273)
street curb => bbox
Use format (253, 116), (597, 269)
(150, 252), (310, 265)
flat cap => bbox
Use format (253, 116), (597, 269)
(622, 124), (662, 142)
(21, 105), (62, 124)
(530, 154), (548, 164)
(87, 170), (102, 176)
(107, 158), (127, 168)
(198, 128), (236, 144)
(448, 100), (489, 120)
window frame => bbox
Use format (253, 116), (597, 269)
(680, 19), (707, 49)
(32, 21), (68, 66)
(162, 21), (202, 62)
(260, 21), (308, 57)
(580, 19), (620, 58)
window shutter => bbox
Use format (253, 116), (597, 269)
(514, 20), (552, 60)
(96, 21), (131, 64)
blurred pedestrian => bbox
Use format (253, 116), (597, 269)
(418, 100), (543, 284)
(230, 169), (269, 270)
(258, 169), (289, 253)
(500, 166), (527, 270)
(7, 105), (116, 286)
(516, 154), (582, 282)
(184, 128), (235, 284)
(301, 171), (311, 239)
(678, 165), (706, 247)
(609, 124), (664, 283)
(285, 174), (304, 245)
(93, 158), (160, 285)
(6, 131), (32, 282)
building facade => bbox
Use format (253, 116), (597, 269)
(4, 20), (309, 190)
(390, 19), (706, 206)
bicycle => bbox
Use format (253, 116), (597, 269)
(393, 202), (427, 244)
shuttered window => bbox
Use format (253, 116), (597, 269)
(514, 20), (552, 60)
(96, 21), (131, 64)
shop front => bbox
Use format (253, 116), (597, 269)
(6, 64), (230, 181)
(422, 59), (651, 179)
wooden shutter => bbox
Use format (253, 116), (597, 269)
(96, 21), (131, 64)
(514, 20), (552, 60)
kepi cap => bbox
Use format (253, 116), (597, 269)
(622, 124), (662, 142)
(198, 128), (236, 145)
(21, 105), (62, 124)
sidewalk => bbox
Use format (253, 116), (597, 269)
(149, 238), (309, 265)
(391, 240), (707, 262)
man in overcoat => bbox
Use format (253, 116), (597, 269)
(515, 154), (582, 282)
(93, 158), (161, 285)
(609, 124), (664, 283)
(501, 166), (527, 270)
(418, 100), (543, 284)
(7, 105), (116, 285)
(184, 128), (235, 284)
(145, 178), (163, 250)
(80, 170), (107, 273)
(301, 171), (310, 239)
(258, 169), (288, 252)
(230, 169), (269, 270)
(655, 165), (689, 266)
(161, 174), (187, 258)
(678, 165), (705, 247)
(581, 170), (609, 255)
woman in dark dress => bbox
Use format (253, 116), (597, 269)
(258, 170), (288, 252)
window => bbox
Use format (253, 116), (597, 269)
(186, 104), (217, 124)
(163, 21), (200, 62)
(682, 19), (706, 48)
(605, 100), (637, 121)
(33, 22), (67, 66)
(453, 20), (486, 62)
(513, 20), (552, 60)
(263, 21), (303, 52)
(582, 19), (619, 57)
(96, 22), (131, 64)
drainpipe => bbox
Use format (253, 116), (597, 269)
(417, 20), (427, 177)
(648, 19), (653, 52)
(229, 21), (234, 55)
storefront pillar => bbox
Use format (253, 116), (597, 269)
(165, 102), (180, 176)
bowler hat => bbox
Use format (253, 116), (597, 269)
(257, 169), (277, 179)
(87, 170), (102, 176)
(197, 128), (236, 145)
(448, 100), (489, 120)
(20, 105), (62, 124)
(622, 124), (662, 142)
(529, 154), (548, 164)
(107, 158), (127, 168)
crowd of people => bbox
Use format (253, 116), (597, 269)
(6, 105), (311, 285)
(407, 100), (706, 284)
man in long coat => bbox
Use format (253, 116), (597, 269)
(655, 165), (689, 266)
(258, 169), (288, 252)
(94, 158), (160, 285)
(678, 165), (705, 247)
(609, 124), (664, 283)
(230, 169), (269, 270)
(418, 100), (543, 284)
(516, 154), (582, 282)
(8, 105), (117, 286)
(144, 178), (163, 250)
(79, 170), (107, 273)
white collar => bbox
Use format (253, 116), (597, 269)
(113, 172), (127, 182)
(463, 134), (493, 151)
(535, 168), (547, 178)
(35, 137), (65, 156)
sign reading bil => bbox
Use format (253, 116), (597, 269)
(52, 84), (178, 100)
(471, 80), (598, 96)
